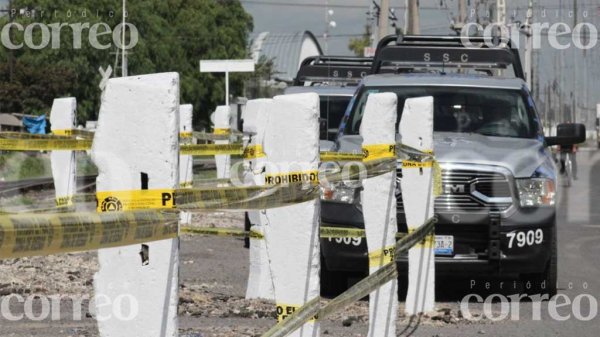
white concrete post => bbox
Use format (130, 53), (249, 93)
(91, 73), (180, 337)
(50, 97), (77, 209)
(263, 93), (320, 336)
(400, 96), (435, 315)
(359, 93), (398, 337)
(180, 104), (194, 226)
(213, 105), (232, 180)
(242, 99), (275, 300)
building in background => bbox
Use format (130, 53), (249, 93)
(0, 113), (23, 132)
(250, 31), (322, 84)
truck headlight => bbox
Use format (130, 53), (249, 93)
(320, 180), (360, 204)
(516, 178), (555, 207)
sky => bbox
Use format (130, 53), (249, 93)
(242, 0), (600, 127)
(241, 0), (459, 55)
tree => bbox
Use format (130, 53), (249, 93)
(348, 24), (371, 57)
(0, 0), (253, 129)
(245, 55), (278, 99)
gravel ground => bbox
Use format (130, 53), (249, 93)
(0, 211), (481, 337)
(2, 152), (599, 337)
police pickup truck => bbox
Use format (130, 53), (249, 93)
(319, 35), (586, 296)
(285, 56), (371, 141)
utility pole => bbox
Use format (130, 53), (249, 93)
(378, 0), (389, 39)
(458, 0), (467, 26)
(121, 0), (128, 77)
(405, 0), (420, 35)
(523, 0), (534, 89)
(572, 0), (578, 122)
(496, 0), (506, 24)
(451, 0), (467, 34)
(324, 0), (336, 53)
(369, 2), (378, 49)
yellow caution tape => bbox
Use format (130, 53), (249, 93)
(180, 181), (193, 189)
(0, 210), (178, 259)
(179, 132), (193, 139)
(55, 196), (74, 208)
(265, 170), (319, 186)
(368, 245), (396, 268)
(321, 157), (397, 183)
(243, 144), (266, 160)
(320, 226), (407, 239)
(192, 131), (243, 141)
(402, 160), (434, 168)
(213, 128), (231, 135)
(52, 129), (94, 138)
(433, 160), (442, 197)
(322, 143), (434, 163)
(260, 218), (436, 337)
(320, 152), (364, 162)
(319, 226), (366, 238)
(96, 189), (175, 212)
(0, 138), (92, 151)
(362, 144), (396, 162)
(181, 225), (409, 241)
(176, 182), (319, 211)
(276, 302), (318, 323)
(408, 228), (435, 248)
(0, 138), (246, 156)
(180, 144), (243, 156)
(0, 132), (65, 139)
(181, 226), (264, 239)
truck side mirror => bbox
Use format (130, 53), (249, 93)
(546, 123), (586, 146)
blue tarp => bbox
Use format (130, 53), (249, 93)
(22, 115), (47, 134)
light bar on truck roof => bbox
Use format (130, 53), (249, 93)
(371, 35), (525, 80)
(293, 56), (373, 86)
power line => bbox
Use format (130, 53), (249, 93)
(241, 1), (600, 11)
(240, 0), (442, 10)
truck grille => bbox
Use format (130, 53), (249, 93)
(396, 168), (513, 212)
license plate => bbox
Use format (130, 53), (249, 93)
(435, 235), (454, 256)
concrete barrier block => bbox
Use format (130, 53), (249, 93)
(180, 104), (194, 226)
(50, 97), (77, 208)
(359, 92), (398, 337)
(243, 99), (275, 300)
(91, 72), (180, 337)
(400, 96), (435, 316)
(214, 105), (232, 179)
(263, 93), (320, 336)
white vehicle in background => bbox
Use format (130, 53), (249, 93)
(285, 56), (372, 142)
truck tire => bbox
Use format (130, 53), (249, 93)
(523, 226), (557, 297)
(320, 257), (348, 297)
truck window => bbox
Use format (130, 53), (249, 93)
(321, 95), (352, 135)
(345, 86), (539, 139)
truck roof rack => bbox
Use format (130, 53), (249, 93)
(293, 56), (373, 86)
(371, 35), (525, 80)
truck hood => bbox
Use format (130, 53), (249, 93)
(336, 132), (551, 178)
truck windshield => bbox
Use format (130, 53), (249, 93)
(344, 86), (539, 139)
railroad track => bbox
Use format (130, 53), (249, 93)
(0, 161), (217, 199)
(0, 175), (97, 198)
